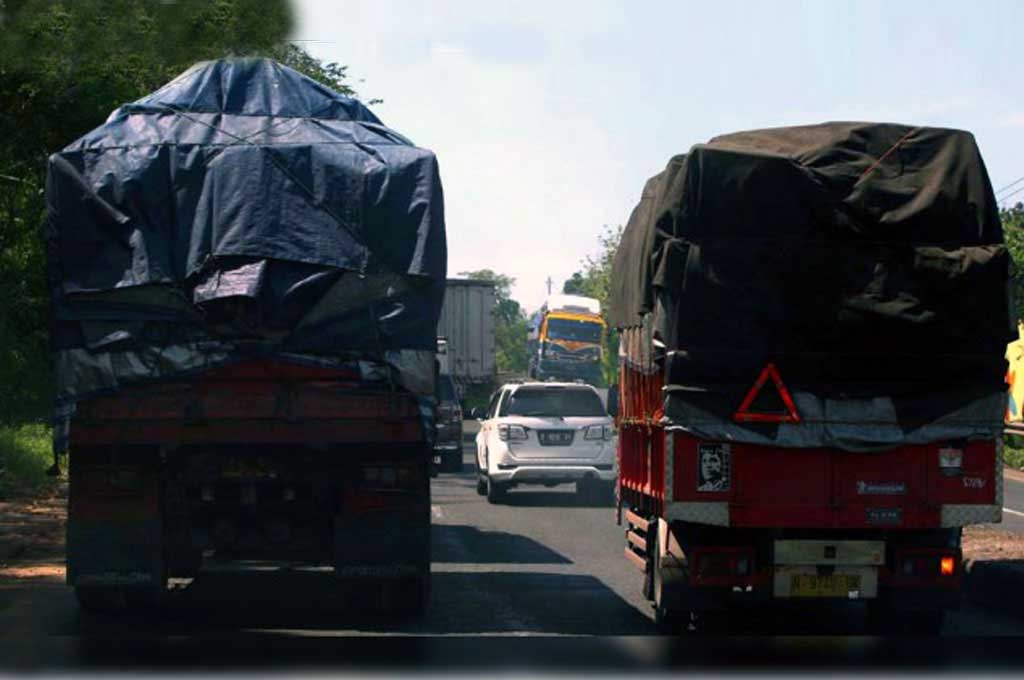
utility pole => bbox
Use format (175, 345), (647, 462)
(545, 276), (553, 296)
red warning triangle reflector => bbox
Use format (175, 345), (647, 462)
(733, 362), (801, 424)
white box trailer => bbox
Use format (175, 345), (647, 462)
(437, 279), (497, 384)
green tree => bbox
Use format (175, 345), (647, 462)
(458, 269), (529, 374)
(562, 272), (585, 295)
(0, 0), (365, 423)
(562, 224), (624, 384)
(1003, 203), (1024, 323)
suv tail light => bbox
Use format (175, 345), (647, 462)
(584, 424), (614, 441)
(499, 424), (529, 441)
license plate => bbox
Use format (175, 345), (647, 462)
(432, 455), (442, 465)
(790, 574), (861, 598)
(538, 430), (574, 446)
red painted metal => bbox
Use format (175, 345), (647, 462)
(70, 358), (423, 446)
(668, 431), (996, 529)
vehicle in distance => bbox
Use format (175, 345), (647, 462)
(473, 381), (615, 504)
(437, 279), (497, 384)
(433, 373), (464, 473)
(527, 295), (606, 386)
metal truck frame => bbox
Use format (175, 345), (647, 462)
(65, 359), (431, 615)
(615, 353), (1002, 635)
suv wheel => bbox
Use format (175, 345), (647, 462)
(486, 476), (507, 504)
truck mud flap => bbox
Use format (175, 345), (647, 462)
(332, 509), (429, 579)
(66, 519), (163, 588)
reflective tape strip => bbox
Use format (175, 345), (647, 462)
(941, 504), (1002, 527)
(940, 439), (1003, 527)
(664, 430), (674, 503)
(665, 501), (730, 527)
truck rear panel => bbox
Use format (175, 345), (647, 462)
(619, 427), (1001, 530)
(66, 359), (431, 610)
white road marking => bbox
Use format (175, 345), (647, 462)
(431, 504), (444, 519)
(1003, 507), (1024, 519)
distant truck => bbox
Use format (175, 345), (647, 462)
(610, 123), (1012, 635)
(437, 279), (497, 386)
(46, 60), (446, 614)
(527, 294), (606, 386)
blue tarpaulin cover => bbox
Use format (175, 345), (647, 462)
(45, 59), (447, 401)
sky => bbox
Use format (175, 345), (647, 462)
(293, 0), (1024, 312)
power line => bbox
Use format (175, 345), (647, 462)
(999, 184), (1024, 205)
(996, 174), (1024, 197)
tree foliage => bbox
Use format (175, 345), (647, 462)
(0, 0), (364, 423)
(1004, 203), (1024, 324)
(458, 269), (529, 374)
(562, 224), (624, 384)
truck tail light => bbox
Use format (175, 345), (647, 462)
(899, 551), (958, 579)
(694, 548), (755, 582)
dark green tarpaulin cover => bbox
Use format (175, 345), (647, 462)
(609, 122), (1014, 433)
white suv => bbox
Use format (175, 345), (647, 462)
(473, 381), (615, 504)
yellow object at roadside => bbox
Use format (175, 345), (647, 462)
(1006, 322), (1024, 424)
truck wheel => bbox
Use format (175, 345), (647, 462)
(75, 586), (126, 613)
(444, 452), (463, 473)
(476, 476), (487, 496)
(75, 584), (162, 614)
(379, 575), (430, 618)
(486, 476), (507, 504)
(167, 550), (203, 578)
(651, 524), (689, 634)
(867, 604), (945, 636)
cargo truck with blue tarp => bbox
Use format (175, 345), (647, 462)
(45, 59), (446, 614)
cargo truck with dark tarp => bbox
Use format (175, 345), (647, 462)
(611, 122), (1014, 634)
(45, 59), (446, 614)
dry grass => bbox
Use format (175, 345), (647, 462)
(963, 524), (1024, 563)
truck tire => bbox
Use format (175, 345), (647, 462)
(486, 476), (507, 504)
(576, 478), (611, 506)
(867, 604), (945, 636)
(651, 522), (689, 634)
(75, 584), (161, 614)
(378, 574), (430, 618)
(443, 451), (463, 473)
(75, 586), (125, 613)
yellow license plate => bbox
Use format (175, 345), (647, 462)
(790, 574), (860, 598)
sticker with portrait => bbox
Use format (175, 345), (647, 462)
(697, 442), (731, 492)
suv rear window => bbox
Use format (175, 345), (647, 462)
(437, 375), (457, 401)
(500, 387), (605, 417)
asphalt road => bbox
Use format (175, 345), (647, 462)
(2, 444), (1024, 672)
(999, 470), (1024, 534)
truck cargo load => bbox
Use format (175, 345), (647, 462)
(45, 59), (446, 614)
(47, 58), (446, 404)
(609, 122), (1014, 634)
(610, 122), (1012, 450)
